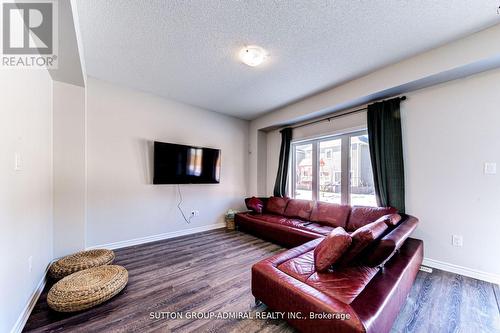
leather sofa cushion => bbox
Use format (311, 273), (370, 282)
(277, 250), (316, 282)
(279, 219), (335, 236)
(314, 228), (352, 272)
(283, 199), (314, 220)
(309, 201), (351, 228)
(265, 196), (290, 215)
(364, 216), (419, 267)
(280, 218), (309, 228)
(339, 220), (388, 266)
(300, 223), (334, 236)
(235, 213), (324, 247)
(247, 215), (310, 230)
(250, 213), (289, 224)
(282, 219), (335, 236)
(252, 238), (372, 332)
(305, 265), (379, 304)
(347, 206), (397, 231)
(246, 197), (264, 213)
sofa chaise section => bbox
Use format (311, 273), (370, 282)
(252, 237), (423, 333)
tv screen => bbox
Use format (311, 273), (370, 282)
(153, 141), (221, 184)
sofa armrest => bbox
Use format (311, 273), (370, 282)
(364, 215), (419, 267)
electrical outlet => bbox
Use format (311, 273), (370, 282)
(452, 235), (463, 247)
(191, 210), (200, 217)
(419, 266), (433, 273)
(484, 162), (497, 175)
(28, 256), (33, 273)
(14, 152), (22, 171)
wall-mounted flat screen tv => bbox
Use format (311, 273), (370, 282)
(153, 141), (221, 184)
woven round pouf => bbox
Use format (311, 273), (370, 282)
(47, 265), (128, 312)
(49, 249), (115, 279)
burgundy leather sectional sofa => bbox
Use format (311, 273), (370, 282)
(235, 197), (422, 333)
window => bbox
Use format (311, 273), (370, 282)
(349, 134), (376, 206)
(293, 143), (313, 200)
(290, 131), (377, 206)
(319, 139), (341, 203)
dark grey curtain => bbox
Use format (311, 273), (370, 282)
(273, 127), (293, 197)
(367, 98), (405, 212)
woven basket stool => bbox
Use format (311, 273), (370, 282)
(49, 249), (115, 279)
(47, 265), (128, 312)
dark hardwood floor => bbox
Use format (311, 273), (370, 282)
(24, 229), (500, 333)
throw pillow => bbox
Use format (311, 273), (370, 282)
(314, 227), (352, 272)
(246, 197), (264, 214)
(339, 220), (388, 266)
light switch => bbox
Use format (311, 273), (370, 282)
(484, 162), (497, 175)
(14, 153), (22, 171)
(452, 235), (463, 247)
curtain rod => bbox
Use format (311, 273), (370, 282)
(290, 96), (406, 130)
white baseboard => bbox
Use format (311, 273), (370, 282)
(10, 265), (51, 333)
(422, 257), (500, 285)
(86, 223), (226, 250)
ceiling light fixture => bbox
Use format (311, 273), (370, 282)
(239, 45), (268, 67)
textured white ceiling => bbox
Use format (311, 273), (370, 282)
(75, 1), (500, 119)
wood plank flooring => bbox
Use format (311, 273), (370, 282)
(24, 229), (500, 333)
(391, 266), (500, 333)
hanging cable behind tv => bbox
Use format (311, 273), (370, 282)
(177, 184), (193, 224)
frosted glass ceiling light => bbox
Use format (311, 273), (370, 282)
(239, 45), (268, 67)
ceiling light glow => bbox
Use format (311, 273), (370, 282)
(239, 45), (268, 67)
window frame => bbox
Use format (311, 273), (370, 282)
(290, 129), (371, 205)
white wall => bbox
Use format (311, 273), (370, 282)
(262, 68), (500, 280)
(53, 81), (86, 258)
(0, 70), (54, 333)
(402, 68), (500, 277)
(86, 78), (249, 247)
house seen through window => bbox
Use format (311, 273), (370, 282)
(290, 131), (377, 206)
